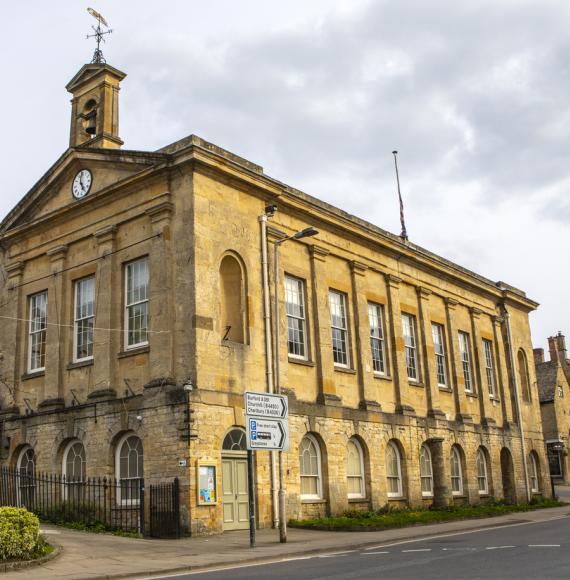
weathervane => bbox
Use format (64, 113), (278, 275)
(87, 7), (112, 64)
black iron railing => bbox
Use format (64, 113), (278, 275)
(0, 467), (144, 534)
(149, 478), (180, 538)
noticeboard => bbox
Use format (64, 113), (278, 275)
(197, 463), (217, 505)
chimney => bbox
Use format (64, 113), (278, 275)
(548, 336), (559, 363)
(533, 348), (544, 365)
(556, 332), (567, 361)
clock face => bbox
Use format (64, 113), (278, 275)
(72, 169), (92, 199)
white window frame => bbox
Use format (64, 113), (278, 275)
(73, 277), (95, 363)
(115, 433), (144, 506)
(329, 290), (350, 368)
(285, 275), (308, 360)
(530, 453), (539, 493)
(451, 447), (464, 496)
(299, 434), (322, 500)
(347, 438), (366, 499)
(431, 323), (447, 387)
(458, 332), (473, 393)
(386, 442), (403, 498)
(476, 448), (489, 495)
(28, 291), (48, 373)
(402, 313), (419, 381)
(124, 258), (149, 350)
(368, 303), (387, 375)
(419, 444), (434, 497)
(482, 339), (497, 398)
(62, 440), (87, 500)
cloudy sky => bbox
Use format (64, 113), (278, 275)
(1, 0), (568, 350)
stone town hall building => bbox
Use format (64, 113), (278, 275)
(0, 57), (550, 535)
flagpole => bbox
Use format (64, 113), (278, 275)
(392, 150), (408, 241)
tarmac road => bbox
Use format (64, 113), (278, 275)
(149, 514), (570, 580)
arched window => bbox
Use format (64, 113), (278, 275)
(529, 452), (540, 493)
(299, 435), (322, 500)
(16, 446), (35, 507)
(63, 441), (86, 501)
(518, 349), (531, 402)
(222, 428), (247, 452)
(116, 435), (144, 505)
(220, 255), (247, 344)
(450, 446), (463, 496)
(386, 441), (403, 498)
(419, 445), (433, 497)
(476, 448), (489, 495)
(347, 438), (365, 499)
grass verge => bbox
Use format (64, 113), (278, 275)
(289, 498), (566, 531)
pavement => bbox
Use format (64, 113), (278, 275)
(4, 503), (570, 580)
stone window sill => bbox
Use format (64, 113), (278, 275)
(409, 381), (425, 388)
(118, 345), (150, 359)
(21, 371), (45, 381)
(373, 373), (392, 382)
(348, 497), (368, 503)
(334, 366), (357, 375)
(288, 357), (316, 368)
(387, 496), (407, 501)
(466, 392), (478, 398)
(67, 359), (94, 371)
(439, 386), (452, 392)
(301, 499), (327, 504)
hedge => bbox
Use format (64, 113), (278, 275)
(0, 507), (40, 561)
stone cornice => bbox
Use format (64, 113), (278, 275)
(350, 260), (368, 276)
(310, 245), (329, 262)
(46, 245), (68, 262)
(384, 273), (402, 289)
(93, 225), (117, 245)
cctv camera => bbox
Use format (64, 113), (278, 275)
(136, 415), (143, 421)
(265, 204), (278, 217)
(183, 382), (193, 392)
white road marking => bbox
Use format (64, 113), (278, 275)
(402, 549), (431, 552)
(528, 544), (560, 547)
(361, 551), (390, 555)
(363, 514), (570, 551)
(441, 547), (476, 551)
(318, 550), (355, 558)
(485, 546), (515, 550)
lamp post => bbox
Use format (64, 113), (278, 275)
(274, 226), (318, 543)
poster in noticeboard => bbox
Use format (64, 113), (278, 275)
(198, 464), (217, 505)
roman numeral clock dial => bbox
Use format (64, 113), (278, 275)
(72, 169), (93, 199)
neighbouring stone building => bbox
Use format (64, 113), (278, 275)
(0, 56), (550, 536)
(535, 333), (570, 483)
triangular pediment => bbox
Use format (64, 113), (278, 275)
(1, 147), (166, 234)
(66, 63), (126, 93)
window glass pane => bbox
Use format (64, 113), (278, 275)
(459, 332), (473, 392)
(126, 259), (149, 347)
(29, 292), (48, 371)
(368, 303), (386, 374)
(431, 323), (447, 386)
(402, 314), (418, 380)
(285, 276), (307, 359)
(330, 291), (349, 366)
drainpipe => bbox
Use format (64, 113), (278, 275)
(259, 214), (279, 528)
(502, 304), (531, 503)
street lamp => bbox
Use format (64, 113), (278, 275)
(274, 225), (318, 543)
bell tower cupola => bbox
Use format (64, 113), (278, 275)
(66, 63), (126, 149)
(66, 8), (125, 149)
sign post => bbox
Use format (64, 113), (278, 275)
(244, 391), (289, 546)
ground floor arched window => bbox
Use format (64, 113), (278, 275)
(476, 448), (489, 495)
(116, 434), (144, 505)
(386, 441), (403, 498)
(451, 446), (464, 496)
(529, 452), (540, 493)
(419, 444), (433, 497)
(63, 441), (86, 500)
(16, 446), (36, 507)
(347, 438), (365, 499)
(299, 434), (322, 500)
